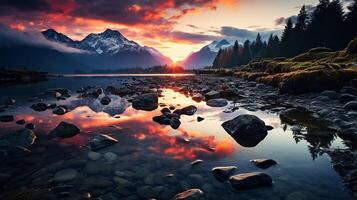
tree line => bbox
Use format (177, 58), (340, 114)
(213, 0), (357, 68)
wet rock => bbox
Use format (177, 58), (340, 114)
(192, 93), (204, 102)
(49, 122), (80, 138)
(197, 117), (204, 122)
(169, 105), (176, 110)
(190, 159), (203, 166)
(222, 115), (268, 147)
(4, 98), (16, 106)
(132, 93), (158, 111)
(16, 119), (26, 125)
(181, 105), (197, 116)
(104, 152), (118, 162)
(205, 91), (220, 100)
(170, 117), (181, 129)
(321, 90), (338, 99)
(0, 115), (14, 122)
(337, 128), (357, 141)
(0, 128), (36, 147)
(137, 186), (154, 199)
(54, 169), (78, 182)
(52, 106), (67, 115)
(340, 86), (357, 95)
(84, 176), (113, 188)
(339, 94), (355, 104)
(172, 189), (204, 200)
(265, 125), (274, 131)
(211, 166), (237, 182)
(84, 162), (113, 175)
(86, 133), (118, 151)
(229, 172), (273, 190)
(344, 101), (357, 110)
(30, 102), (48, 111)
(161, 107), (171, 114)
(88, 151), (102, 161)
(206, 98), (228, 107)
(100, 96), (111, 105)
(25, 123), (35, 130)
(250, 159), (278, 169)
(153, 115), (171, 125)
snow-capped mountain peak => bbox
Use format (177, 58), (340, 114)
(205, 39), (232, 52)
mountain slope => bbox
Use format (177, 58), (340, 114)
(180, 40), (232, 69)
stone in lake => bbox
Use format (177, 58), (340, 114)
(192, 93), (204, 102)
(100, 96), (111, 105)
(4, 98), (16, 106)
(205, 91), (220, 100)
(30, 102), (48, 112)
(0, 128), (36, 147)
(172, 188), (204, 200)
(180, 105), (197, 116)
(211, 166), (237, 182)
(190, 159), (203, 166)
(88, 151), (102, 161)
(170, 117), (181, 129)
(25, 123), (35, 130)
(250, 159), (278, 169)
(221, 115), (268, 147)
(206, 98), (228, 107)
(153, 115), (171, 125)
(104, 152), (118, 162)
(54, 169), (78, 182)
(229, 172), (273, 190)
(86, 133), (118, 151)
(197, 116), (204, 122)
(161, 107), (171, 114)
(49, 121), (80, 138)
(132, 93), (158, 111)
(0, 115), (14, 122)
(339, 94), (355, 104)
(16, 119), (26, 125)
(52, 106), (67, 115)
(344, 101), (357, 110)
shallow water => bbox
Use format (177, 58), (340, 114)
(0, 76), (352, 200)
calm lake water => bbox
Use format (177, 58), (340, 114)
(0, 75), (352, 200)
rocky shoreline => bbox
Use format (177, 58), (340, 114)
(0, 69), (48, 86)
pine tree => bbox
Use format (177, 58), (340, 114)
(231, 40), (240, 67)
(344, 0), (357, 45)
(213, 48), (222, 68)
(326, 0), (345, 49)
(281, 18), (294, 57)
(241, 40), (252, 65)
(252, 33), (263, 59)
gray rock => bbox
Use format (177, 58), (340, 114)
(0, 115), (14, 122)
(54, 169), (78, 182)
(132, 93), (158, 111)
(30, 103), (48, 111)
(0, 128), (36, 147)
(88, 151), (102, 161)
(229, 172), (272, 190)
(52, 106), (67, 115)
(86, 133), (118, 151)
(192, 93), (204, 102)
(205, 91), (220, 100)
(250, 159), (277, 169)
(206, 98), (228, 107)
(321, 90), (338, 99)
(100, 96), (111, 105)
(181, 105), (197, 115)
(211, 166), (237, 182)
(172, 188), (204, 200)
(221, 115), (268, 147)
(104, 152), (118, 162)
(339, 94), (355, 104)
(49, 121), (80, 138)
(344, 101), (357, 110)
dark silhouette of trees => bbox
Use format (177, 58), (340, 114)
(212, 0), (357, 68)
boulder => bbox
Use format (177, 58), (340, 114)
(221, 115), (268, 147)
(180, 105), (197, 116)
(30, 103), (48, 112)
(211, 166), (237, 182)
(206, 99), (228, 107)
(0, 128), (36, 147)
(86, 133), (118, 151)
(132, 93), (158, 111)
(0, 115), (14, 122)
(172, 189), (204, 200)
(250, 159), (277, 169)
(49, 122), (80, 138)
(229, 172), (272, 190)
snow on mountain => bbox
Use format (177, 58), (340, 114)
(205, 39), (231, 52)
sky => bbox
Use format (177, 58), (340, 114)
(0, 0), (321, 62)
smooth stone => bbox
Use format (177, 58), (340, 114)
(211, 166), (237, 182)
(0, 115), (14, 122)
(84, 176), (113, 188)
(206, 98), (228, 107)
(88, 151), (102, 161)
(52, 106), (67, 115)
(339, 94), (355, 104)
(25, 123), (35, 130)
(30, 102), (48, 111)
(161, 107), (171, 114)
(180, 105), (197, 116)
(190, 159), (203, 166)
(205, 91), (220, 100)
(153, 115), (171, 125)
(100, 96), (111, 105)
(192, 93), (204, 102)
(104, 152), (118, 162)
(170, 117), (181, 129)
(54, 169), (78, 182)
(250, 159), (278, 169)
(0, 128), (36, 147)
(229, 172), (273, 190)
(86, 133), (118, 151)
(16, 119), (26, 125)
(197, 116), (204, 122)
(172, 188), (204, 200)
(132, 93), (158, 111)
(344, 101), (357, 110)
(49, 121), (80, 138)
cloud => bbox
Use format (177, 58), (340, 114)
(219, 26), (282, 41)
(170, 31), (222, 43)
(274, 16), (298, 26)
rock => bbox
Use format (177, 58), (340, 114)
(16, 119), (26, 125)
(54, 169), (78, 182)
(344, 101), (357, 110)
(153, 115), (171, 125)
(88, 151), (102, 161)
(52, 106), (67, 115)
(221, 115), (268, 147)
(197, 117), (204, 122)
(229, 172), (273, 190)
(30, 103), (48, 111)
(250, 159), (278, 169)
(180, 105), (197, 115)
(161, 107), (171, 114)
(190, 159), (203, 166)
(172, 189), (204, 200)
(84, 176), (113, 188)
(25, 123), (35, 130)
(339, 94), (355, 104)
(86, 133), (118, 151)
(340, 86), (357, 95)
(192, 93), (204, 102)
(104, 152), (118, 162)
(132, 93), (158, 111)
(0, 115), (14, 122)
(0, 129), (36, 147)
(206, 98), (228, 107)
(205, 91), (220, 100)
(137, 186), (154, 199)
(4, 98), (16, 106)
(211, 166), (237, 182)
(49, 122), (80, 138)
(265, 125), (274, 131)
(321, 90), (338, 99)
(170, 117), (181, 129)
(100, 96), (111, 105)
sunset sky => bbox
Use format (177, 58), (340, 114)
(0, 0), (321, 61)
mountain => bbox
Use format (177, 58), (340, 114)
(0, 28), (172, 73)
(179, 39), (232, 69)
